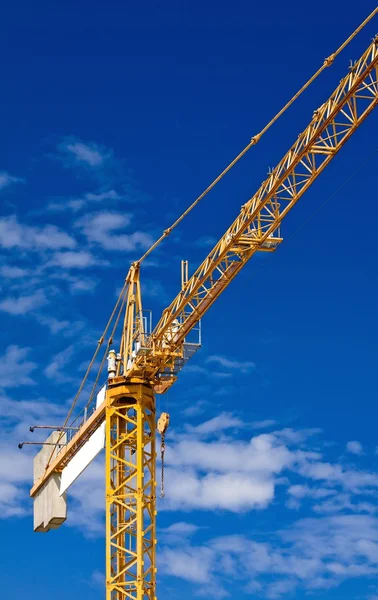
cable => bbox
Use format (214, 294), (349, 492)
(87, 286), (128, 408)
(136, 8), (378, 266)
(43, 281), (129, 471)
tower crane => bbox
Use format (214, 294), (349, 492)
(26, 14), (378, 600)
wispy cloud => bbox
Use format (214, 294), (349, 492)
(346, 440), (364, 455)
(43, 345), (75, 383)
(0, 215), (76, 250)
(142, 279), (170, 304)
(89, 570), (105, 588)
(160, 514), (378, 598)
(47, 189), (121, 213)
(0, 172), (24, 191)
(206, 354), (256, 373)
(75, 210), (153, 252)
(0, 345), (37, 388)
(58, 138), (111, 168)
(251, 419), (277, 430)
(0, 265), (30, 279)
(37, 315), (84, 336)
(49, 250), (105, 269)
(181, 399), (209, 418)
(0, 290), (47, 315)
(0, 392), (67, 518)
(52, 273), (99, 295)
(185, 412), (243, 437)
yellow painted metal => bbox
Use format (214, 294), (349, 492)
(136, 8), (378, 267)
(106, 382), (156, 600)
(124, 36), (378, 392)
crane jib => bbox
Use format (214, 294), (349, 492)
(148, 38), (378, 365)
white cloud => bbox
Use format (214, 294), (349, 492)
(185, 412), (243, 436)
(0, 172), (23, 191)
(167, 432), (293, 476)
(288, 484), (336, 500)
(0, 265), (29, 279)
(162, 431), (294, 513)
(159, 521), (200, 537)
(160, 514), (378, 598)
(347, 440), (364, 455)
(206, 355), (256, 373)
(69, 278), (98, 293)
(0, 290), (47, 315)
(0, 392), (67, 518)
(0, 345), (37, 388)
(158, 521), (202, 546)
(312, 493), (377, 515)
(181, 399), (209, 418)
(85, 190), (120, 202)
(182, 364), (207, 375)
(251, 419), (277, 430)
(47, 190), (120, 213)
(160, 545), (214, 584)
(297, 459), (378, 492)
(76, 210), (153, 252)
(0, 394), (65, 426)
(164, 468), (275, 512)
(43, 345), (75, 383)
(52, 272), (99, 294)
(0, 215), (76, 250)
(90, 570), (105, 587)
(12, 406), (376, 600)
(60, 139), (110, 167)
(0, 480), (28, 517)
(159, 419), (378, 517)
(49, 250), (104, 269)
(37, 315), (84, 336)
(272, 427), (322, 445)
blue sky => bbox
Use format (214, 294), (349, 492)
(1, 1), (378, 599)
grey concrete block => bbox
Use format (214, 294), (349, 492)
(33, 431), (67, 532)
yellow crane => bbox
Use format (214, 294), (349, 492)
(28, 11), (378, 600)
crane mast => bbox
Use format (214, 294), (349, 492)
(29, 33), (378, 600)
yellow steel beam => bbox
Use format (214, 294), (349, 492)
(106, 382), (156, 600)
(125, 35), (378, 390)
(30, 400), (106, 498)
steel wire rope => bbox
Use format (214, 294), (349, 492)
(44, 282), (129, 471)
(86, 287), (129, 411)
(136, 8), (378, 266)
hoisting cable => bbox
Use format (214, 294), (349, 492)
(136, 7), (378, 267)
(160, 436), (165, 498)
(86, 285), (129, 408)
(44, 281), (129, 471)
(157, 412), (170, 498)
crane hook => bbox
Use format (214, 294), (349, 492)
(157, 412), (170, 498)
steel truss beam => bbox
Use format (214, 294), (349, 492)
(125, 36), (378, 390)
(106, 383), (156, 600)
